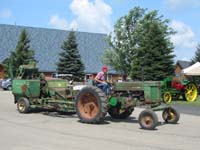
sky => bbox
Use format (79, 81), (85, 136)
(0, 0), (200, 61)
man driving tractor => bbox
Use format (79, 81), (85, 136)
(94, 66), (110, 94)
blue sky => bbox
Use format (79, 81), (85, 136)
(0, 0), (200, 61)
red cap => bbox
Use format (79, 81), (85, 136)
(102, 66), (108, 72)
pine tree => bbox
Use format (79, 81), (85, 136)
(57, 31), (85, 81)
(191, 44), (200, 64)
(1, 58), (10, 78)
(130, 10), (175, 80)
(2, 29), (35, 77)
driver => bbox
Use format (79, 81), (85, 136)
(94, 66), (110, 94)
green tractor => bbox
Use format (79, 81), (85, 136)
(12, 63), (180, 130)
(161, 77), (198, 104)
(76, 81), (180, 130)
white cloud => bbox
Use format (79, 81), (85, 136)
(48, 0), (112, 33)
(170, 20), (198, 60)
(165, 0), (200, 11)
(69, 20), (78, 30)
(170, 20), (197, 49)
(49, 14), (78, 30)
(70, 0), (112, 33)
(0, 9), (12, 19)
(49, 15), (68, 30)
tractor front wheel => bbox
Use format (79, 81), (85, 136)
(138, 109), (158, 130)
(163, 92), (172, 104)
(108, 107), (134, 119)
(75, 86), (108, 124)
(162, 107), (180, 124)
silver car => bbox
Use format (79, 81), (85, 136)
(1, 78), (12, 90)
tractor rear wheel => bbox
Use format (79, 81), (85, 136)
(163, 92), (172, 104)
(138, 109), (158, 130)
(162, 107), (180, 124)
(183, 82), (198, 102)
(75, 86), (108, 124)
(108, 107), (134, 119)
(17, 97), (30, 113)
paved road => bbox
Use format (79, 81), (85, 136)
(0, 91), (200, 150)
(172, 103), (200, 116)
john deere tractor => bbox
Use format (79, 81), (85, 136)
(162, 77), (198, 103)
(12, 63), (180, 130)
(75, 81), (180, 130)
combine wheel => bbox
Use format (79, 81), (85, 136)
(183, 82), (198, 102)
(138, 110), (158, 130)
(163, 92), (172, 104)
(75, 86), (108, 124)
(108, 107), (134, 119)
(162, 107), (180, 124)
(17, 97), (30, 113)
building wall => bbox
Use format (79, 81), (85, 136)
(0, 64), (4, 79)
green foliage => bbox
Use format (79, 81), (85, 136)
(191, 44), (200, 64)
(57, 31), (85, 81)
(2, 29), (35, 77)
(102, 7), (175, 80)
(1, 58), (10, 78)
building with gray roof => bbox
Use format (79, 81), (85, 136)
(176, 60), (191, 70)
(0, 24), (110, 74)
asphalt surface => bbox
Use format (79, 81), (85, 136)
(0, 91), (200, 150)
(172, 103), (200, 116)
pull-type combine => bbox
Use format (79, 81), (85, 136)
(12, 63), (180, 130)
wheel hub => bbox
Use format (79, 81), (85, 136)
(142, 116), (152, 126)
(185, 83), (198, 102)
(78, 92), (99, 119)
(18, 101), (25, 111)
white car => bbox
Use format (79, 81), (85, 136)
(1, 78), (12, 90)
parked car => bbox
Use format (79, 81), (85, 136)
(0, 79), (2, 89)
(1, 78), (12, 90)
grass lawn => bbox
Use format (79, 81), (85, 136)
(172, 96), (200, 107)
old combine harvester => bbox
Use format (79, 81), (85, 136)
(12, 63), (180, 130)
(162, 77), (198, 103)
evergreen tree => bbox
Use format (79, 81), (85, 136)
(191, 44), (200, 64)
(2, 29), (35, 77)
(1, 58), (10, 78)
(57, 31), (85, 81)
(130, 10), (175, 80)
(102, 7), (175, 80)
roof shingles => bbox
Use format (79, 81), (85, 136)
(0, 24), (110, 73)
(177, 60), (191, 69)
